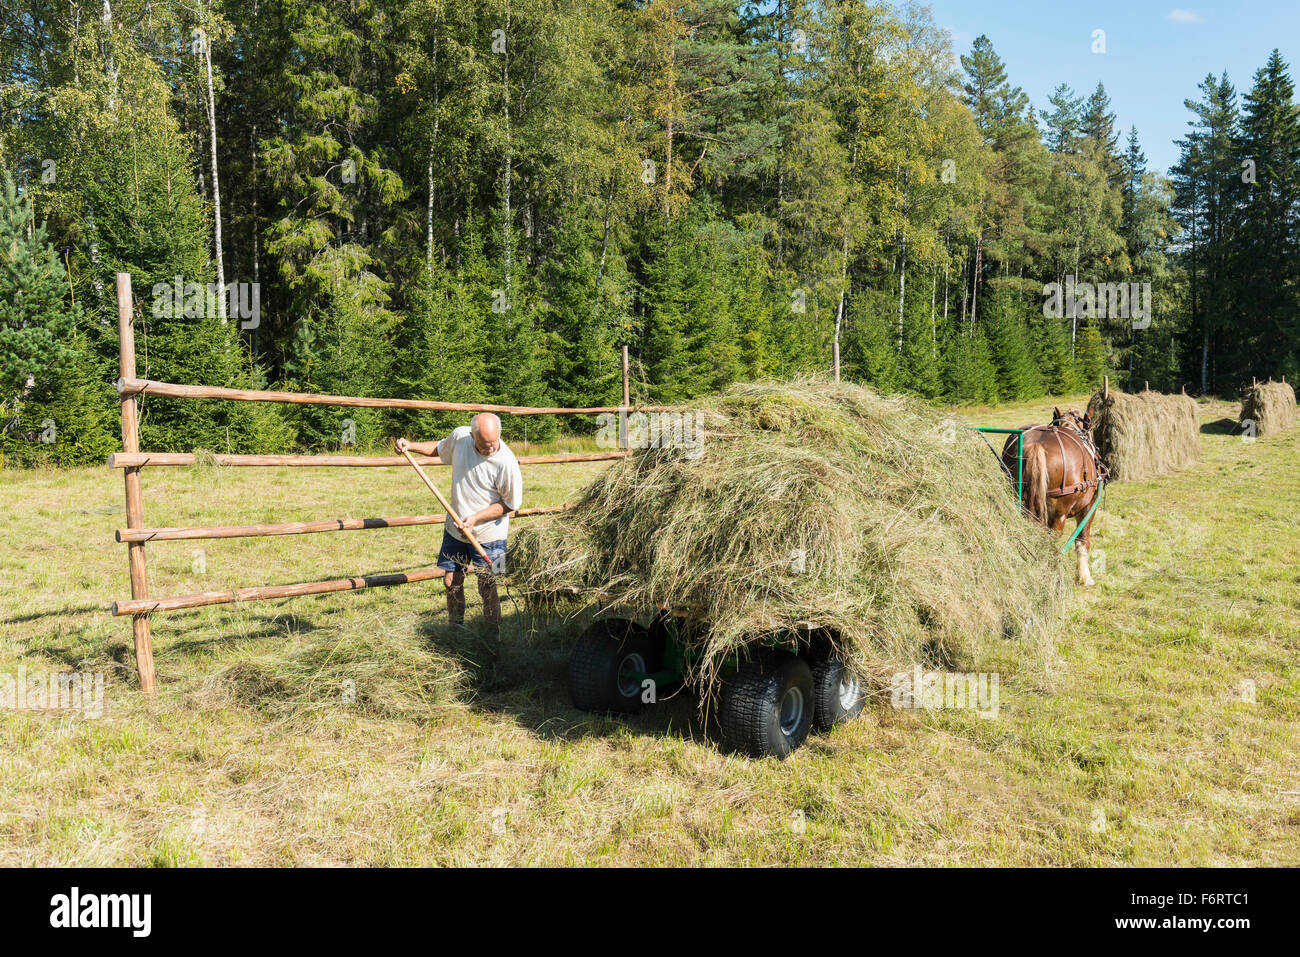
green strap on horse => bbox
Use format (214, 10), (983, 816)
(1059, 483), (1105, 554)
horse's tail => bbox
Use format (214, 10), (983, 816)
(1024, 443), (1049, 525)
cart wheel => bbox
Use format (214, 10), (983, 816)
(568, 620), (658, 715)
(720, 656), (814, 759)
(811, 655), (865, 732)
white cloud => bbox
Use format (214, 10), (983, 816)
(1167, 9), (1205, 23)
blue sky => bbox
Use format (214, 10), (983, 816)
(922, 1), (1300, 176)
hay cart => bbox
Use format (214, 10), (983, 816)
(566, 610), (865, 759)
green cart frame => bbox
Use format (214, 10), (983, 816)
(971, 426), (1026, 502)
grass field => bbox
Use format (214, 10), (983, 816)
(2, 394), (1296, 866)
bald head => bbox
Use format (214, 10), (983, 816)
(471, 413), (502, 455)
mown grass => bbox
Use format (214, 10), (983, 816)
(1, 395), (1296, 866)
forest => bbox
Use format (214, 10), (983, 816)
(2, 0), (1298, 463)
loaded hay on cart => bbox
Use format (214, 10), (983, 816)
(511, 379), (1070, 758)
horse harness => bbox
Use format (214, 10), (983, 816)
(1024, 422), (1109, 498)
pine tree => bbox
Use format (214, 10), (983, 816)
(941, 318), (997, 404)
(961, 36), (1023, 142)
(537, 226), (621, 411)
(0, 174), (77, 404)
(388, 260), (490, 441)
(845, 289), (898, 392)
(1229, 50), (1300, 384)
(0, 172), (113, 466)
(1032, 313), (1076, 396)
(1171, 72), (1240, 394)
(1043, 84), (1083, 154)
(898, 290), (943, 398)
(1120, 126), (1147, 254)
(1073, 319), (1108, 393)
(982, 281), (1042, 400)
(1081, 82), (1122, 187)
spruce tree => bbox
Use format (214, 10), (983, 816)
(0, 173), (77, 405)
(1171, 72), (1240, 394)
(1229, 50), (1300, 384)
(1043, 84), (1083, 154)
(983, 282), (1042, 401)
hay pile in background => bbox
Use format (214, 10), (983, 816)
(1088, 387), (1200, 482)
(1240, 380), (1296, 437)
(511, 379), (1069, 690)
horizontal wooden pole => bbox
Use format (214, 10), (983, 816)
(106, 450), (628, 469)
(115, 504), (572, 543)
(117, 377), (677, 415)
(112, 567), (455, 616)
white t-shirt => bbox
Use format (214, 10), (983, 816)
(437, 426), (523, 544)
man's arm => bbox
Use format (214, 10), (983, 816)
(455, 500), (510, 535)
(456, 460), (522, 535)
(394, 436), (449, 457)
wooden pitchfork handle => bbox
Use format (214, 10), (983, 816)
(400, 447), (495, 568)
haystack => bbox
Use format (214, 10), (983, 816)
(511, 379), (1069, 690)
(1240, 380), (1296, 437)
(1089, 387), (1199, 482)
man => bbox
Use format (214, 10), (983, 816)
(395, 412), (522, 636)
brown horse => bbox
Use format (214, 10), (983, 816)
(1002, 408), (1106, 586)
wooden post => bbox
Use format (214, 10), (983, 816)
(1144, 380), (1149, 392)
(620, 345), (630, 451)
(117, 274), (156, 693)
(1103, 375), (1108, 399)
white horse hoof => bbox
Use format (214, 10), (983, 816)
(1080, 577), (1096, 588)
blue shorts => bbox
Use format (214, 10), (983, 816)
(436, 529), (506, 574)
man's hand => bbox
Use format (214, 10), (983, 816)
(456, 502), (505, 535)
(395, 437), (411, 454)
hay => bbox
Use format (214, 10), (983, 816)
(1089, 387), (1200, 482)
(193, 630), (467, 722)
(1240, 380), (1296, 437)
(511, 379), (1069, 691)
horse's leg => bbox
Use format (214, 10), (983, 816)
(1075, 497), (1096, 587)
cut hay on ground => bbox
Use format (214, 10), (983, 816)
(1088, 387), (1200, 482)
(511, 379), (1069, 692)
(1240, 380), (1296, 437)
(191, 630), (467, 723)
